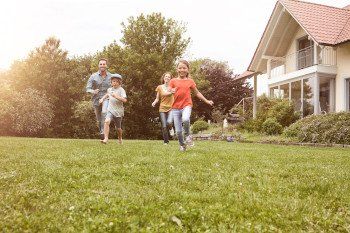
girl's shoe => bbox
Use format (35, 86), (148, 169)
(180, 145), (186, 152)
(185, 135), (194, 147)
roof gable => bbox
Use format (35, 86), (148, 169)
(280, 0), (350, 45)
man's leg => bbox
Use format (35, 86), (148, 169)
(94, 105), (104, 140)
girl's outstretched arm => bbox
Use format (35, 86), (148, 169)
(152, 92), (160, 107)
(193, 87), (214, 106)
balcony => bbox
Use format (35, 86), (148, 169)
(269, 46), (337, 83)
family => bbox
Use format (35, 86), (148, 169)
(86, 59), (213, 151)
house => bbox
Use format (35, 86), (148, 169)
(237, 0), (350, 118)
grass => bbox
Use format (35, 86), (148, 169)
(0, 137), (350, 232)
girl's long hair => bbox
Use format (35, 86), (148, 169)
(160, 72), (172, 84)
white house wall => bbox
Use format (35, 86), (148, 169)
(335, 42), (350, 111)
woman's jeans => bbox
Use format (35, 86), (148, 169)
(172, 106), (192, 146)
(159, 111), (173, 143)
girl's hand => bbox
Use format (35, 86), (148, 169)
(170, 87), (177, 94)
(152, 100), (157, 107)
(99, 98), (104, 104)
(207, 100), (214, 106)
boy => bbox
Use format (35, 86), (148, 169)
(99, 74), (127, 144)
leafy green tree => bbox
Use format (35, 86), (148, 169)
(103, 13), (190, 139)
(190, 59), (252, 120)
(7, 37), (94, 137)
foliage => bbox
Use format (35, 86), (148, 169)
(262, 117), (283, 135)
(72, 101), (98, 138)
(190, 59), (252, 120)
(284, 112), (350, 144)
(211, 108), (228, 124)
(103, 13), (190, 139)
(6, 37), (94, 137)
(192, 119), (209, 134)
(238, 95), (300, 132)
(1, 137), (350, 231)
(12, 89), (53, 135)
(0, 82), (14, 135)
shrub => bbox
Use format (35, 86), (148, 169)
(192, 119), (209, 134)
(238, 95), (300, 132)
(268, 99), (300, 127)
(262, 117), (283, 135)
(11, 89), (53, 136)
(72, 101), (98, 138)
(284, 112), (350, 144)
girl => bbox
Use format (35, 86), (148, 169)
(169, 60), (214, 151)
(152, 72), (174, 144)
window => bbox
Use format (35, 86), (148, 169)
(303, 78), (314, 116)
(291, 80), (302, 113)
(270, 86), (279, 98)
(319, 77), (331, 113)
(297, 37), (314, 70)
(280, 83), (290, 99)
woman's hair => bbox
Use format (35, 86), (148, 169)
(160, 72), (172, 84)
(177, 59), (190, 77)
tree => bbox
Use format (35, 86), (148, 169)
(190, 59), (252, 120)
(103, 13), (190, 139)
(7, 38), (95, 137)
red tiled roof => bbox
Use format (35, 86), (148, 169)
(280, 0), (350, 45)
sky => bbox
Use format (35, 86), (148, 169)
(0, 0), (349, 78)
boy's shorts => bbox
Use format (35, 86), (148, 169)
(106, 112), (123, 129)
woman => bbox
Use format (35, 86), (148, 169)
(152, 72), (174, 144)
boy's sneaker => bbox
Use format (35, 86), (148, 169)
(179, 145), (186, 152)
(185, 135), (194, 147)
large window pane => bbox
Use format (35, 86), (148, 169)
(270, 86), (279, 98)
(291, 80), (302, 113)
(280, 83), (290, 99)
(319, 77), (331, 113)
(303, 78), (314, 116)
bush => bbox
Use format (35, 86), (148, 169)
(262, 117), (283, 135)
(192, 119), (209, 134)
(238, 95), (300, 132)
(284, 112), (350, 144)
(11, 89), (53, 136)
(268, 100), (300, 127)
(72, 101), (98, 138)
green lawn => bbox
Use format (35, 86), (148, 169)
(0, 137), (349, 232)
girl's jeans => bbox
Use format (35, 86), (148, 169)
(159, 111), (173, 143)
(171, 106), (192, 146)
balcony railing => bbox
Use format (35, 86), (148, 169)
(270, 46), (337, 78)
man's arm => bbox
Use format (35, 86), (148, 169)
(86, 74), (99, 94)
